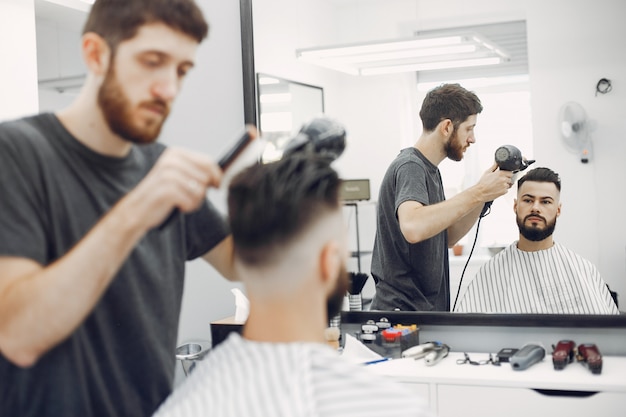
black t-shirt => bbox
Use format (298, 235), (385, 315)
(370, 147), (450, 311)
(0, 114), (229, 417)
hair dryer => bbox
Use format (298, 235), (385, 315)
(481, 145), (535, 217)
(281, 116), (347, 162)
(494, 145), (535, 173)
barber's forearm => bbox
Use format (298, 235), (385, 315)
(447, 204), (483, 246)
(0, 196), (150, 368)
(201, 236), (239, 281)
(400, 189), (482, 244)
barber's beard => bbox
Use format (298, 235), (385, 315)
(444, 129), (464, 161)
(98, 63), (169, 144)
(517, 214), (557, 241)
(326, 263), (349, 321)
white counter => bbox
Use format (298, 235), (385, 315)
(365, 351), (626, 417)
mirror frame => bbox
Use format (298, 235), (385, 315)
(343, 311), (626, 328)
(240, 0), (257, 126)
(239, 0), (625, 328)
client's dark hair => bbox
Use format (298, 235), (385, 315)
(419, 83), (483, 132)
(228, 153), (341, 266)
(517, 167), (561, 191)
(83, 0), (209, 53)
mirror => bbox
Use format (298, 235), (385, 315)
(256, 73), (324, 161)
(241, 0), (625, 324)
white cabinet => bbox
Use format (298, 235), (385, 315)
(367, 352), (626, 417)
(35, 20), (86, 82)
(401, 382), (431, 407)
(437, 385), (625, 417)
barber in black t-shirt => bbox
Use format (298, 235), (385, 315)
(0, 1), (238, 416)
(370, 83), (513, 312)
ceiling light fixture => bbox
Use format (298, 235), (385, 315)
(296, 32), (510, 76)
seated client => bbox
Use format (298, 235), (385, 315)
(455, 167), (619, 314)
(154, 153), (433, 416)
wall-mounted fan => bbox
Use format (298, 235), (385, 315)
(559, 101), (593, 163)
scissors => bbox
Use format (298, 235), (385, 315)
(456, 352), (500, 366)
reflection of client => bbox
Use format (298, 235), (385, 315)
(455, 167), (619, 314)
(154, 154), (433, 416)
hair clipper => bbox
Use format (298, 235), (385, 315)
(424, 343), (450, 366)
(401, 342), (436, 359)
(551, 340), (576, 370)
(577, 343), (602, 375)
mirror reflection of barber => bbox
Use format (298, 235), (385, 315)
(370, 84), (514, 312)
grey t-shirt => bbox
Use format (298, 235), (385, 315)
(0, 114), (229, 417)
(370, 147), (449, 311)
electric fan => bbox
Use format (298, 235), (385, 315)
(559, 101), (593, 163)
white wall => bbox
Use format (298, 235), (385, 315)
(0, 0), (39, 121)
(251, 0), (626, 300)
(525, 0), (626, 301)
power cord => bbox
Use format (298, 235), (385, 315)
(451, 207), (489, 311)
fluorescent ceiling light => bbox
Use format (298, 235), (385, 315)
(296, 32), (510, 76)
(362, 57), (504, 76)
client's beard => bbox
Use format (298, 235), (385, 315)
(517, 214), (557, 242)
(326, 264), (349, 321)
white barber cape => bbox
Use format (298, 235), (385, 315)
(154, 333), (433, 417)
(455, 242), (619, 314)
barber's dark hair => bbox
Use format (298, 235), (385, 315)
(83, 0), (208, 52)
(228, 154), (341, 266)
(419, 83), (483, 132)
(517, 167), (561, 192)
